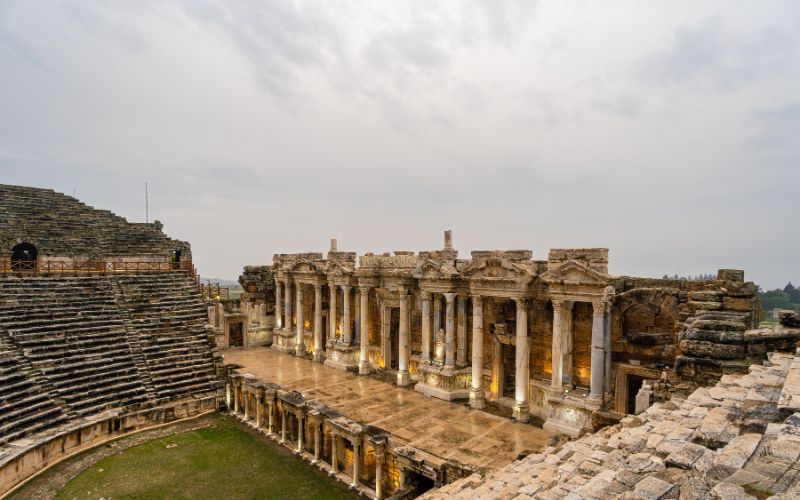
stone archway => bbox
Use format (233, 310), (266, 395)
(11, 242), (38, 271)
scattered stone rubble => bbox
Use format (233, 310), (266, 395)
(424, 349), (800, 499)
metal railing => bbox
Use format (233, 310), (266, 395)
(0, 258), (194, 274)
(199, 282), (230, 300)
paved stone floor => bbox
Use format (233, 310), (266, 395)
(222, 347), (553, 471)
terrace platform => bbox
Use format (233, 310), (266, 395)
(222, 347), (553, 471)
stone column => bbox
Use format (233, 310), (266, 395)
(359, 286), (371, 375)
(280, 408), (287, 443)
(275, 280), (283, 330)
(420, 292), (431, 364)
(589, 300), (606, 403)
(233, 382), (240, 414)
(351, 439), (361, 488)
(513, 298), (530, 422)
(432, 294), (441, 342)
(331, 434), (339, 473)
(354, 289), (361, 343)
(456, 294), (467, 367)
(329, 282), (338, 343)
(312, 421), (321, 463)
(397, 288), (410, 386)
(284, 280), (292, 332)
(374, 445), (385, 500)
(296, 284), (305, 356)
(313, 284), (323, 362)
(243, 392), (249, 420)
(444, 292), (456, 367)
(470, 295), (485, 409)
(256, 396), (263, 427)
(550, 299), (564, 392)
(564, 301), (575, 387)
(297, 414), (305, 453)
(342, 285), (352, 345)
(604, 310), (612, 393)
(267, 399), (275, 434)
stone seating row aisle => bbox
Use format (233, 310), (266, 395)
(424, 349), (800, 499)
(0, 277), (149, 419)
(0, 184), (183, 256)
(116, 273), (221, 402)
(0, 333), (68, 446)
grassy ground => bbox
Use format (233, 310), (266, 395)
(56, 414), (356, 500)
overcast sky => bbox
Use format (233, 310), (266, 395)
(1, 1), (798, 288)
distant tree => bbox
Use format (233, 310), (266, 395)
(760, 289), (793, 311)
(662, 274), (669, 279)
(784, 282), (800, 303)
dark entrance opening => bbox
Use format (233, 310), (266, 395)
(172, 249), (182, 269)
(407, 470), (435, 496)
(229, 322), (244, 347)
(627, 375), (645, 414)
(390, 308), (400, 370)
(502, 344), (516, 398)
(11, 242), (38, 271)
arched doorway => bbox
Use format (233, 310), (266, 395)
(11, 242), (38, 271)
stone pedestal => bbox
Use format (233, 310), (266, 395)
(543, 394), (598, 437)
(271, 328), (297, 354)
(414, 363), (471, 401)
(324, 341), (360, 371)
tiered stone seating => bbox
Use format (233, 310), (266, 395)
(116, 273), (219, 402)
(0, 277), (149, 418)
(425, 349), (800, 499)
(0, 332), (67, 446)
(0, 184), (185, 257)
(0, 273), (220, 446)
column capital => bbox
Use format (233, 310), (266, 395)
(551, 298), (565, 310)
(314, 282), (322, 292)
(470, 293), (483, 303)
(420, 291), (432, 300)
(592, 298), (610, 314)
(515, 296), (530, 308)
(443, 291), (456, 302)
(341, 284), (352, 292)
(397, 286), (408, 297)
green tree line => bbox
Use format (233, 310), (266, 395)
(759, 282), (800, 312)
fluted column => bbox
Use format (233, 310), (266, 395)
(359, 286), (371, 375)
(456, 294), (467, 367)
(351, 439), (361, 488)
(590, 300), (607, 403)
(432, 294), (441, 342)
(604, 310), (612, 394)
(296, 283), (305, 356)
(329, 282), (338, 343)
(397, 288), (410, 386)
(550, 298), (564, 392)
(513, 298), (530, 422)
(275, 280), (283, 330)
(313, 284), (323, 362)
(284, 280), (292, 333)
(444, 292), (456, 367)
(420, 292), (431, 364)
(470, 295), (485, 409)
(342, 285), (352, 345)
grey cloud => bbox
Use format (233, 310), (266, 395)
(638, 17), (798, 90)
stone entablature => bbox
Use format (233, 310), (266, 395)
(266, 231), (768, 436)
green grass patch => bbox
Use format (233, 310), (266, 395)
(57, 415), (355, 500)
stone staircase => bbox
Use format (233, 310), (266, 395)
(115, 273), (221, 402)
(424, 350), (800, 499)
(0, 272), (221, 446)
(0, 184), (185, 257)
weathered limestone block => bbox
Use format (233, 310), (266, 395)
(777, 356), (800, 418)
(693, 407), (740, 449)
(709, 482), (756, 499)
(778, 310), (800, 328)
(680, 340), (744, 359)
(705, 433), (761, 480)
(631, 476), (675, 499)
(665, 442), (708, 469)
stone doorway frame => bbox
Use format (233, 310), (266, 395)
(613, 364), (661, 414)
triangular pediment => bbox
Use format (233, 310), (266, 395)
(462, 258), (531, 281)
(412, 259), (459, 280)
(326, 259), (353, 276)
(542, 259), (611, 285)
